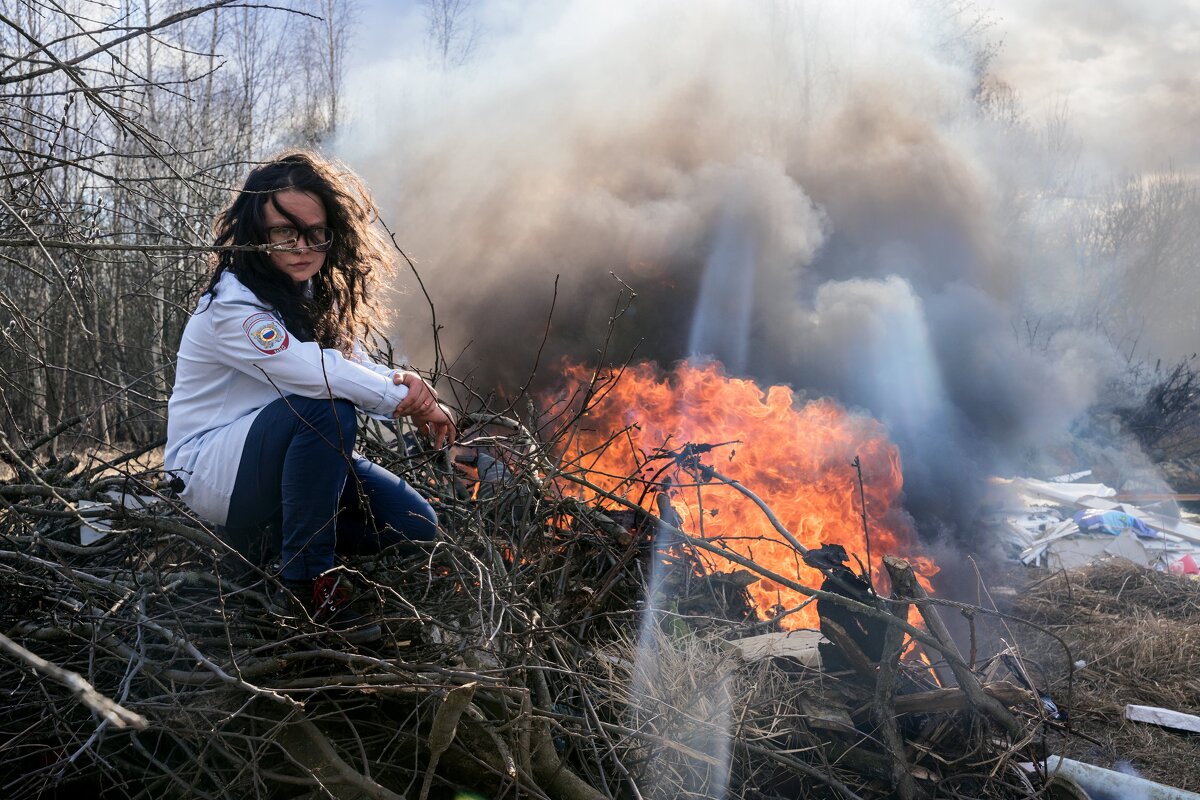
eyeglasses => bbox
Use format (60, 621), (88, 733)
(266, 226), (334, 252)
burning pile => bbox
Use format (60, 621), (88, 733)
(546, 360), (937, 627)
(0, 360), (1083, 799)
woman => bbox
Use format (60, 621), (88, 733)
(164, 151), (453, 640)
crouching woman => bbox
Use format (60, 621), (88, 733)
(164, 151), (453, 640)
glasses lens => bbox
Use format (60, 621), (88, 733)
(308, 227), (333, 251)
(268, 227), (299, 247)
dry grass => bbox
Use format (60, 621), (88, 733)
(0, 445), (163, 483)
(1010, 560), (1200, 791)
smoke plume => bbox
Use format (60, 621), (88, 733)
(339, 0), (1191, 538)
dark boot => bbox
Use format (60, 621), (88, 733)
(269, 567), (382, 644)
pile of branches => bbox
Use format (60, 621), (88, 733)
(1012, 561), (1200, 791)
(0, 401), (1076, 799)
(1118, 356), (1200, 464)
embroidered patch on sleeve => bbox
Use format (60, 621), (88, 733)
(242, 312), (290, 355)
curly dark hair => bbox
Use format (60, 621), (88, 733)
(203, 150), (394, 352)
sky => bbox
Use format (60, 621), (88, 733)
(992, 0), (1200, 172)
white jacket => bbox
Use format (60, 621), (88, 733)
(164, 271), (409, 524)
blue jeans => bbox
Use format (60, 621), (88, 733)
(224, 395), (438, 581)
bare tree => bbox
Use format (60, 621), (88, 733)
(0, 0), (356, 454)
(423, 0), (479, 68)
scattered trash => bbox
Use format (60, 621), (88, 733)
(1073, 508), (1157, 538)
(987, 475), (1200, 571)
(1170, 554), (1199, 575)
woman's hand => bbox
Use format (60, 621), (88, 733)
(391, 371), (439, 418)
(412, 403), (457, 449)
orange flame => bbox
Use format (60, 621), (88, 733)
(546, 360), (937, 629)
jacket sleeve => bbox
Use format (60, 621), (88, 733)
(208, 294), (409, 417)
(350, 340), (404, 379)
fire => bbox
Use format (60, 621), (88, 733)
(546, 360), (937, 629)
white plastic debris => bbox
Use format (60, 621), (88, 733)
(1012, 478), (1117, 506)
(76, 491), (160, 545)
(76, 500), (112, 545)
(1049, 470), (1093, 483)
(1125, 704), (1200, 735)
(1040, 755), (1200, 800)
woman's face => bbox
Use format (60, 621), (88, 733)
(264, 188), (328, 284)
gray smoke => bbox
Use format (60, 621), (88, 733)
(338, 0), (1192, 538)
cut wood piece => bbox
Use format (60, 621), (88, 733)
(893, 683), (1034, 715)
(797, 697), (857, 734)
(728, 629), (824, 667)
(1125, 704), (1200, 734)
